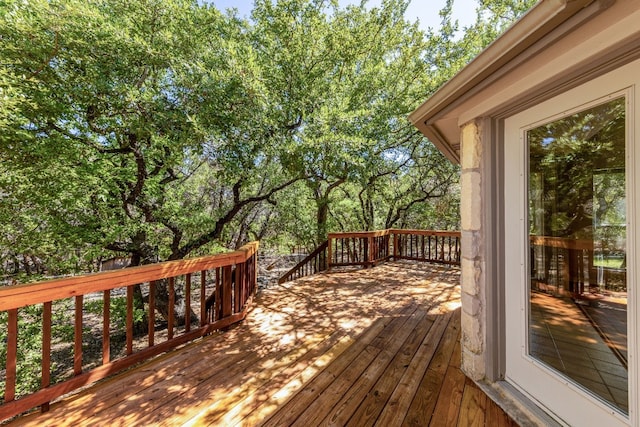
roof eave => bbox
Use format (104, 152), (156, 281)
(409, 0), (602, 164)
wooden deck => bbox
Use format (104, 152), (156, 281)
(11, 261), (515, 426)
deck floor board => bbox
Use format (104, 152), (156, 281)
(12, 261), (515, 426)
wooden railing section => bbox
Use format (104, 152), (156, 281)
(530, 235), (626, 295)
(277, 241), (328, 284)
(329, 229), (460, 269)
(393, 229), (461, 265)
(328, 230), (392, 268)
(278, 229), (461, 283)
(0, 242), (258, 422)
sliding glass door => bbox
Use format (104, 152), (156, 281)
(504, 60), (638, 426)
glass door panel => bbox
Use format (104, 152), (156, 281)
(527, 97), (628, 414)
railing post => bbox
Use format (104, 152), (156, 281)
(253, 249), (258, 293)
(368, 236), (374, 268)
(327, 236), (333, 272)
(200, 271), (207, 325)
(393, 232), (398, 260)
(222, 265), (233, 318)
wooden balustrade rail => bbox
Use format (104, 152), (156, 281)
(277, 230), (461, 284)
(327, 230), (392, 268)
(0, 242), (259, 422)
(529, 235), (625, 294)
(393, 229), (461, 265)
(328, 229), (461, 270)
(277, 241), (328, 284)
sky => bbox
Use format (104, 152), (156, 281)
(212, 0), (478, 33)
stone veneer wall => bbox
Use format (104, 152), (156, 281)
(459, 120), (487, 381)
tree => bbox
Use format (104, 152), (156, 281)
(250, 0), (447, 242)
(0, 0), (309, 325)
(0, 0), (307, 265)
(0, 0), (538, 278)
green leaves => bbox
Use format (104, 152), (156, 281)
(0, 0), (533, 274)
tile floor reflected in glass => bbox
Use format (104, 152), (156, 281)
(529, 291), (628, 413)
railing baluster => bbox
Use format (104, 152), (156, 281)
(363, 237), (368, 264)
(234, 264), (242, 313)
(5, 308), (18, 403)
(168, 277), (175, 340)
(222, 265), (233, 318)
(126, 285), (133, 355)
(351, 238), (355, 263)
(200, 271), (206, 326)
(215, 267), (222, 321)
(185, 273), (191, 333)
(103, 290), (110, 365)
(148, 281), (155, 347)
(314, 253), (317, 273)
(393, 233), (398, 259)
(74, 296), (83, 375)
(243, 259), (249, 304)
(42, 301), (52, 412)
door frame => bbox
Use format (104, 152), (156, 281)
(503, 59), (639, 427)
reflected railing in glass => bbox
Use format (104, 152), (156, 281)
(527, 97), (628, 414)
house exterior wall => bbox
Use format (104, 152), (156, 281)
(459, 119), (487, 380)
(411, 1), (640, 424)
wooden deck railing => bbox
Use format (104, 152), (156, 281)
(0, 242), (259, 422)
(277, 241), (328, 284)
(329, 229), (461, 269)
(328, 230), (392, 268)
(530, 235), (626, 294)
(393, 229), (461, 265)
(278, 229), (461, 283)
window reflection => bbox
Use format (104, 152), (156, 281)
(527, 97), (628, 413)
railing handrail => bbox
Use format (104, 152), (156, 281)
(328, 229), (391, 239)
(0, 242), (259, 312)
(391, 229), (460, 237)
(529, 235), (593, 250)
(278, 241), (328, 284)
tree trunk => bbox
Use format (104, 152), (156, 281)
(152, 278), (199, 327)
(316, 197), (329, 244)
(130, 248), (150, 335)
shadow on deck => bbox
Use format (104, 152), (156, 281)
(12, 261), (515, 426)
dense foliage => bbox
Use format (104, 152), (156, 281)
(0, 0), (535, 281)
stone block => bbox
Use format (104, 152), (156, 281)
(462, 291), (482, 317)
(461, 230), (483, 260)
(461, 259), (482, 296)
(461, 121), (482, 170)
(460, 171), (482, 231)
(462, 347), (486, 381)
(461, 310), (483, 354)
